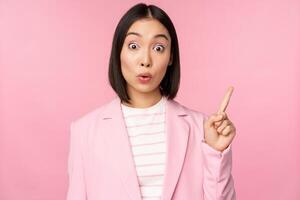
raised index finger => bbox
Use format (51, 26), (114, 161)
(217, 86), (234, 114)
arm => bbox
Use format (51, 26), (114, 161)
(201, 114), (236, 200)
(66, 122), (87, 200)
(201, 140), (236, 199)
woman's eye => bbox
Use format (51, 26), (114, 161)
(154, 44), (165, 52)
(128, 43), (165, 52)
(128, 43), (139, 50)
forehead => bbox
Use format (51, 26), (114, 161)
(126, 18), (171, 41)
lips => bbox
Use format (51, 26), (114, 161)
(137, 72), (152, 84)
(137, 72), (152, 78)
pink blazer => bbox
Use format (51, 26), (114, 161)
(67, 97), (236, 200)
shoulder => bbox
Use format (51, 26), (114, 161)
(170, 98), (209, 122)
(70, 97), (117, 133)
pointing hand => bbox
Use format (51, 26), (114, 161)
(203, 86), (237, 152)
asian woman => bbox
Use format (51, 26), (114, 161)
(67, 3), (236, 200)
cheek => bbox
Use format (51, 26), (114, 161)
(157, 48), (171, 67)
(120, 49), (135, 78)
(156, 65), (168, 80)
(154, 54), (170, 77)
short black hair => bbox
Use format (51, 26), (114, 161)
(108, 3), (180, 103)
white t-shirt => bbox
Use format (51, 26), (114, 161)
(121, 96), (167, 200)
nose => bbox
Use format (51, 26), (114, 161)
(140, 50), (152, 68)
(140, 62), (151, 67)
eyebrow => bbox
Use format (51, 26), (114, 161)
(126, 32), (169, 41)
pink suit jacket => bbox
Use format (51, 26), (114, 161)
(67, 96), (236, 200)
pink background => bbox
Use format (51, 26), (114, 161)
(1, 0), (299, 199)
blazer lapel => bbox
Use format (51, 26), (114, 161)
(96, 97), (142, 200)
(95, 97), (190, 200)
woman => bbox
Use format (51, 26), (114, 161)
(67, 3), (236, 200)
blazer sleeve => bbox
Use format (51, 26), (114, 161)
(66, 122), (87, 200)
(201, 113), (236, 200)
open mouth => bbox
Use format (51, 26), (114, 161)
(137, 75), (152, 83)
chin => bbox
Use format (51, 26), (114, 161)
(135, 85), (158, 93)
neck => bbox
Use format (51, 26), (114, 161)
(122, 88), (163, 108)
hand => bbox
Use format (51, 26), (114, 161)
(203, 86), (236, 152)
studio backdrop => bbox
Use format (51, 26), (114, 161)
(1, 0), (299, 199)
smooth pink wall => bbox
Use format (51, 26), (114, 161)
(1, 0), (299, 199)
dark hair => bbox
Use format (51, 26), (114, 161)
(108, 3), (180, 103)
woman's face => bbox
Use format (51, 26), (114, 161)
(120, 18), (172, 98)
